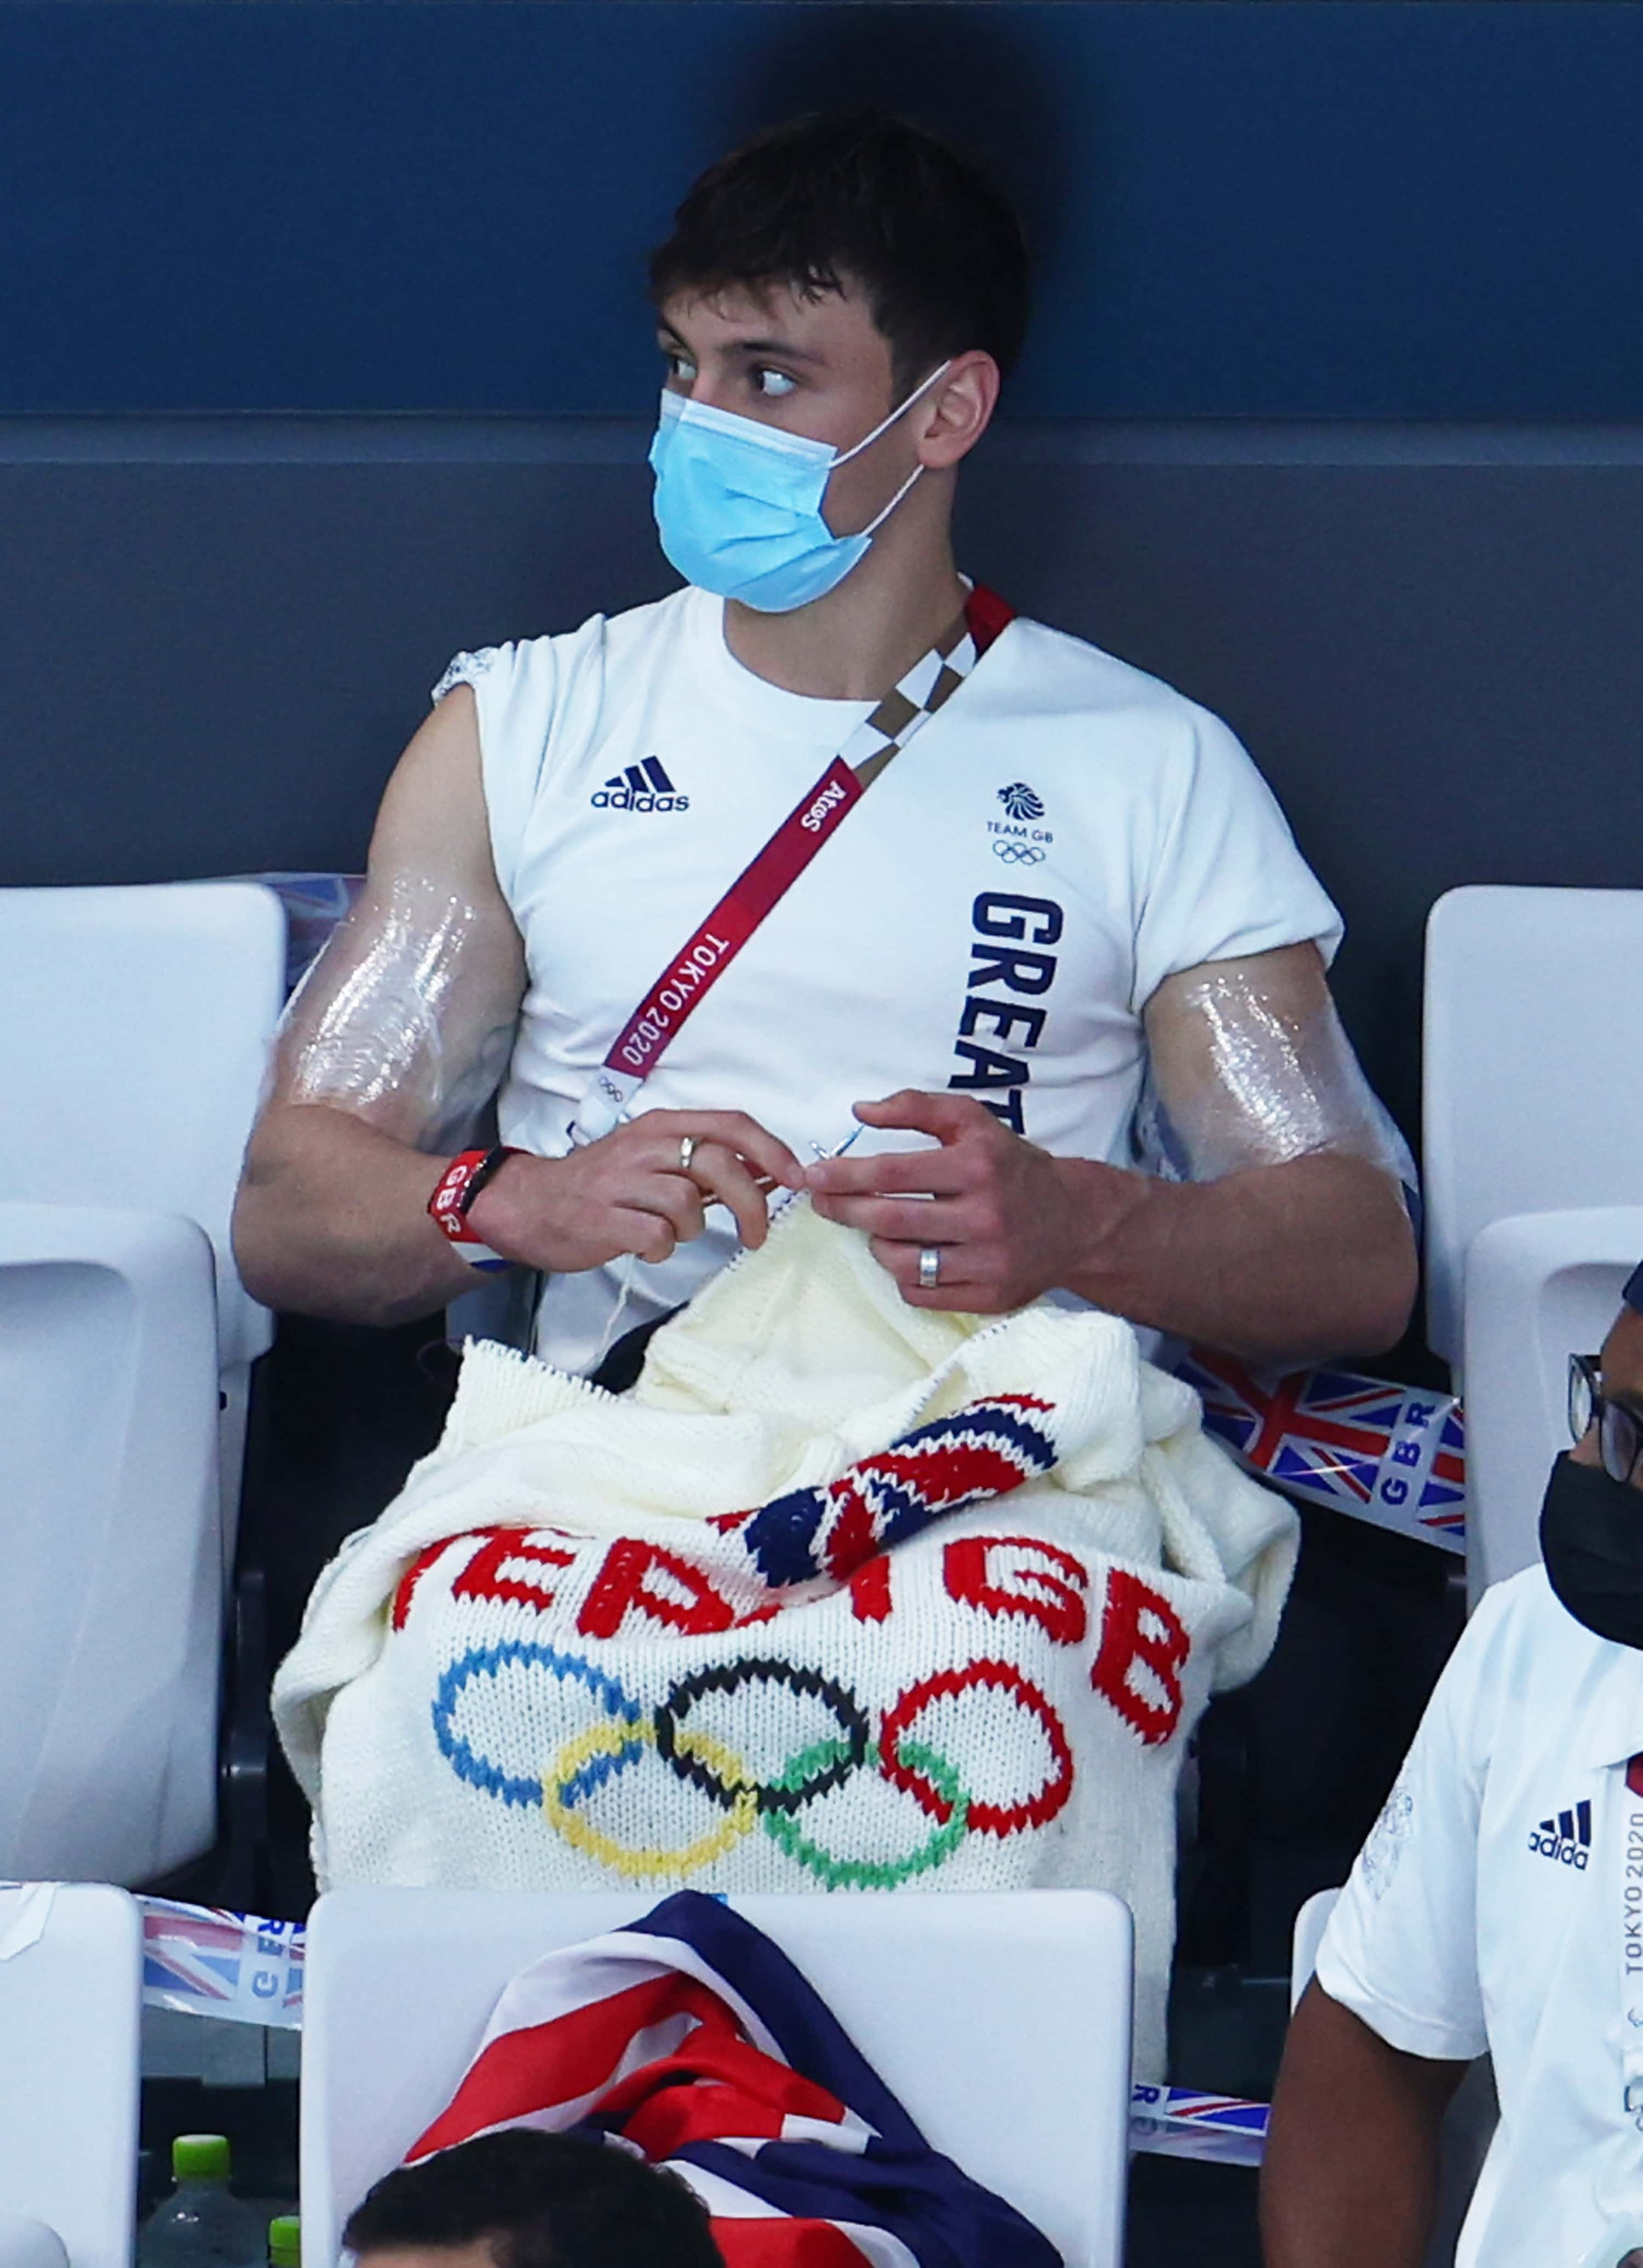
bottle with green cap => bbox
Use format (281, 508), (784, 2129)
(267, 2219), (300, 2268)
(137, 2137), (265, 2268)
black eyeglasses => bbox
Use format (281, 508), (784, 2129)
(1569, 1353), (1643, 1488)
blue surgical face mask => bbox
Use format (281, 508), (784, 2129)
(647, 361), (951, 614)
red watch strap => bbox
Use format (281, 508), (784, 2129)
(428, 1147), (521, 1247)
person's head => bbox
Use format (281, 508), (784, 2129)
(647, 110), (1029, 544)
(342, 2129), (723, 2268)
(1543, 1267), (1643, 1649)
(1569, 1270), (1643, 1489)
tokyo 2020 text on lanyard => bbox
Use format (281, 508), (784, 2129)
(1620, 1758), (1643, 2126)
(1589, 1765), (1643, 2268)
(564, 584), (1016, 1148)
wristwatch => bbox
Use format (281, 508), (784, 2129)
(427, 1145), (523, 1273)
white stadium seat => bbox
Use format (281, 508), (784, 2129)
(1289, 1886), (1339, 2010)
(1462, 1207), (1643, 1592)
(0, 1883), (142, 2268)
(302, 1886), (1134, 2268)
(1423, 884), (1643, 1369)
(0, 882), (285, 1879)
(1422, 886), (1643, 1592)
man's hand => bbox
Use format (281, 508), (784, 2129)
(804, 1089), (1146, 1311)
(470, 1109), (803, 1274)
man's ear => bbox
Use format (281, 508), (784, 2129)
(917, 350), (999, 471)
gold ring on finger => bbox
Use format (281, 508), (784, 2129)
(678, 1134), (698, 1173)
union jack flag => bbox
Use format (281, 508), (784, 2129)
(1129, 2085), (1269, 2168)
(1176, 1349), (1466, 1553)
(141, 1898), (303, 2025)
(405, 1890), (1058, 2268)
(1133, 2086), (1269, 2135)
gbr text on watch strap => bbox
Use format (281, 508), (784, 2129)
(428, 1145), (522, 1272)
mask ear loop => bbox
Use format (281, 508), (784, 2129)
(858, 462), (926, 537)
(830, 359), (951, 540)
(832, 358), (953, 467)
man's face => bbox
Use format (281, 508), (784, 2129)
(1573, 1305), (1643, 1483)
(655, 279), (926, 538)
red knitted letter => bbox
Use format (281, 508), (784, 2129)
(391, 1538), (458, 1631)
(451, 1529), (578, 1613)
(577, 1539), (738, 1639)
(943, 1535), (1088, 1645)
(848, 1554), (893, 1623)
(1090, 1568), (1190, 1747)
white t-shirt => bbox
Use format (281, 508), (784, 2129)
(1318, 1565), (1643, 2268)
(438, 584), (1341, 1373)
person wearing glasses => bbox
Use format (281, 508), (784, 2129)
(1261, 1265), (1643, 2268)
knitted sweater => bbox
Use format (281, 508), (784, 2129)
(273, 1204), (1297, 2076)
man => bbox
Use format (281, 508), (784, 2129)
(342, 2130), (724, 2268)
(1262, 1268), (1643, 2268)
(233, 110), (1414, 1379)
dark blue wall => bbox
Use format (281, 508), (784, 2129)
(3, 1), (1641, 418)
(7, 2), (1643, 1147)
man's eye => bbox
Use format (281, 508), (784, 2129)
(664, 351), (697, 385)
(755, 367), (797, 399)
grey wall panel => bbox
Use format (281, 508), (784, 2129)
(5, 428), (1641, 1136)
(2, 458), (675, 888)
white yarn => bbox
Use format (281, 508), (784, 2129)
(273, 1204), (1297, 2075)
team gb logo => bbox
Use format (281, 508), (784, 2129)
(997, 782), (1045, 821)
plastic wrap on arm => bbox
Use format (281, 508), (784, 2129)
(1134, 956), (1417, 1201)
(273, 872), (520, 1154)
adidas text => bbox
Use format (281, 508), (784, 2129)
(591, 786), (690, 813)
(593, 758), (687, 813)
(1529, 1798), (1592, 1869)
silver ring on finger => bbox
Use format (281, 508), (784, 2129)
(917, 1245), (942, 1290)
(678, 1134), (698, 1174)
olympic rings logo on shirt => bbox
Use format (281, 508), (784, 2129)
(991, 839), (1047, 866)
(430, 1645), (1075, 1890)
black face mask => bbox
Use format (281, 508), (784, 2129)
(1541, 1451), (1643, 1649)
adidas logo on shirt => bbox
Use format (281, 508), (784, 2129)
(1528, 1798), (1592, 1869)
(591, 758), (689, 814)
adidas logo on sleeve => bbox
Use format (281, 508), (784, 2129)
(1528, 1798), (1591, 1869)
(591, 757), (689, 814)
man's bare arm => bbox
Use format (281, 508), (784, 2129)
(233, 687), (530, 1325)
(808, 943), (1416, 1362)
(1105, 940), (1418, 1359)
(234, 689), (804, 1328)
(1050, 1147), (1414, 1364)
(1261, 1982), (1467, 2268)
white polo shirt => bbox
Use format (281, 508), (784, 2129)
(1318, 1564), (1643, 2268)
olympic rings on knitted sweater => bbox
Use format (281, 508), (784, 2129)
(432, 1640), (1074, 1888)
(881, 1661), (1074, 1838)
(655, 1660), (871, 1817)
(544, 1716), (759, 1880)
(762, 1737), (972, 1891)
(432, 1639), (643, 1809)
